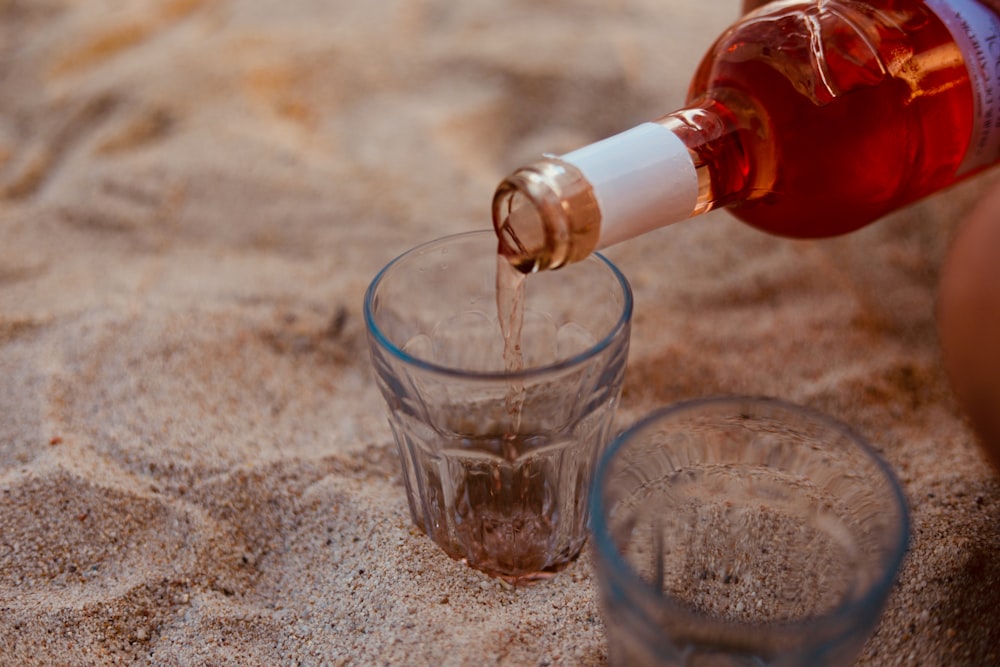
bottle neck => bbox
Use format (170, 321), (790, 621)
(655, 93), (767, 216)
(493, 94), (764, 273)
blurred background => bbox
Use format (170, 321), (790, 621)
(1, 1), (999, 664)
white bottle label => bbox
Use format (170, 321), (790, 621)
(926, 0), (1000, 174)
(560, 123), (698, 249)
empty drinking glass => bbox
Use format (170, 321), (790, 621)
(590, 396), (909, 665)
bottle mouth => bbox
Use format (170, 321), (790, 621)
(491, 157), (601, 273)
(493, 178), (550, 273)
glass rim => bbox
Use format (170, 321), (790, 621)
(589, 395), (911, 640)
(363, 230), (633, 381)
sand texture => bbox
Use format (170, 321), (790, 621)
(2, 0), (1000, 664)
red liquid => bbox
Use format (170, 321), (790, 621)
(496, 254), (527, 455)
(673, 0), (980, 237)
(416, 432), (588, 581)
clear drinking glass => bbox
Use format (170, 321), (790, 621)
(364, 230), (632, 581)
(590, 396), (909, 666)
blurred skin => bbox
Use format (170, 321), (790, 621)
(937, 180), (1000, 471)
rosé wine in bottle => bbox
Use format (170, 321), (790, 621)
(493, 0), (1000, 273)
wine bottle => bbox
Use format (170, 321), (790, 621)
(742, 0), (777, 12)
(493, 0), (1000, 273)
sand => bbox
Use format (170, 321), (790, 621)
(2, 0), (1000, 664)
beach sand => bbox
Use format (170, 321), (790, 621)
(2, 0), (1000, 664)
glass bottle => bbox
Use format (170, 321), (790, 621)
(742, 0), (776, 12)
(493, 0), (1000, 273)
